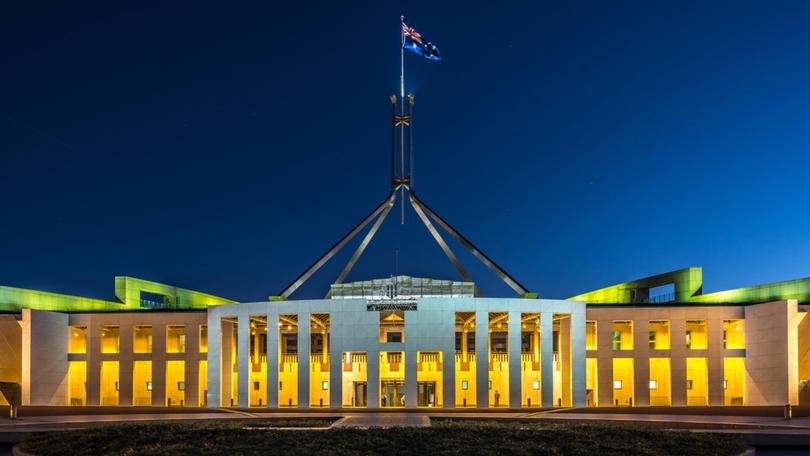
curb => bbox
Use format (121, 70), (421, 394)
(12, 444), (35, 456)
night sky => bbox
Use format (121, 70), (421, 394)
(2, 1), (810, 302)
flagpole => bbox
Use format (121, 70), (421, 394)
(400, 15), (405, 100)
(400, 15), (405, 224)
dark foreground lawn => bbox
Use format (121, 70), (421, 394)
(20, 418), (747, 456)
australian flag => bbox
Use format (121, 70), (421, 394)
(402, 21), (441, 61)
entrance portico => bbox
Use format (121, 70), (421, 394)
(206, 294), (586, 409)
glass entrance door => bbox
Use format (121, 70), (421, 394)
(381, 380), (405, 407)
(353, 382), (367, 407)
(417, 381), (436, 407)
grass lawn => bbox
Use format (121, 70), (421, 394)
(20, 418), (747, 456)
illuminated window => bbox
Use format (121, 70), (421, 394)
(612, 358), (634, 406)
(101, 326), (120, 354)
(724, 358), (745, 406)
(132, 361), (152, 406)
(461, 380), (469, 390)
(649, 380), (657, 390)
(380, 311), (405, 343)
(199, 325), (208, 353)
(134, 325), (153, 354)
(68, 361), (87, 406)
(722, 320), (744, 349)
(611, 321), (633, 350)
(69, 326), (87, 354)
(685, 320), (707, 350)
(585, 321), (597, 350)
(167, 325), (186, 353)
(686, 358), (708, 406)
(322, 381), (329, 391)
(532, 380), (540, 390)
(648, 321), (670, 350)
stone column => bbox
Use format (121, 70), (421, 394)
(570, 307), (587, 407)
(670, 317), (687, 406)
(206, 312), (221, 408)
(634, 316), (650, 407)
(596, 318), (613, 407)
(220, 320), (234, 407)
(266, 312), (279, 408)
(541, 311), (554, 407)
(405, 349), (418, 408)
(329, 346), (342, 409)
(475, 311), (489, 408)
(152, 324), (167, 407)
(508, 310), (521, 408)
(367, 349), (380, 409)
(185, 322), (200, 407)
(560, 315), (572, 407)
(118, 322), (133, 407)
(297, 312), (310, 408)
(86, 318), (101, 406)
(708, 317), (724, 406)
(442, 346), (455, 408)
(237, 315), (250, 407)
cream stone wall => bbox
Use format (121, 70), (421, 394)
(20, 310), (207, 406)
(744, 300), (799, 406)
(22, 309), (68, 405)
(587, 305), (745, 407)
(69, 312), (208, 407)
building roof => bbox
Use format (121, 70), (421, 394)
(329, 275), (475, 300)
(568, 267), (810, 305)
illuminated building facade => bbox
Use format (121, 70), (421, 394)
(1, 268), (810, 409)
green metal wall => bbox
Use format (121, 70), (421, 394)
(0, 277), (237, 312)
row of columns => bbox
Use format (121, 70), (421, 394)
(75, 319), (204, 407)
(208, 309), (585, 408)
(593, 317), (733, 406)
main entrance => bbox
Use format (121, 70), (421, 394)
(381, 380), (404, 407)
(417, 381), (436, 407)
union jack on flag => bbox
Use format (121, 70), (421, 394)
(402, 21), (441, 61)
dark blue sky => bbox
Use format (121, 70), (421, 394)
(2, 1), (809, 302)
